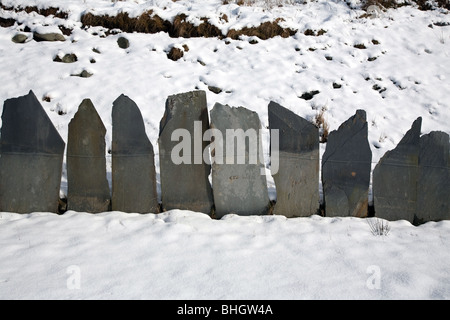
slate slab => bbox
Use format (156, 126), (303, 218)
(67, 99), (110, 213)
(210, 103), (269, 218)
(0, 90), (65, 213)
(416, 131), (449, 223)
(158, 90), (213, 214)
(111, 94), (159, 213)
(321, 110), (372, 217)
(373, 117), (422, 222)
(268, 101), (319, 217)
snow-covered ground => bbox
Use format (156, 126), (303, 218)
(1, 210), (449, 299)
(0, 0), (449, 299)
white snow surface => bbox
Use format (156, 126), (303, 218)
(0, 210), (449, 299)
(0, 0), (449, 299)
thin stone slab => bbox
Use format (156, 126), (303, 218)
(416, 131), (449, 223)
(67, 99), (110, 213)
(268, 101), (319, 217)
(210, 103), (269, 218)
(322, 110), (372, 217)
(111, 94), (159, 213)
(0, 90), (65, 213)
(373, 117), (422, 222)
(158, 90), (213, 214)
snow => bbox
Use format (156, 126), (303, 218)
(0, 210), (449, 299)
(0, 0), (449, 299)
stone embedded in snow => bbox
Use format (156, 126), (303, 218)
(322, 110), (372, 217)
(33, 31), (65, 42)
(11, 33), (28, 43)
(416, 131), (450, 223)
(373, 117), (422, 222)
(67, 99), (110, 213)
(210, 103), (270, 218)
(268, 101), (319, 217)
(54, 53), (78, 63)
(111, 94), (159, 214)
(0, 90), (65, 213)
(158, 90), (214, 214)
(117, 36), (129, 49)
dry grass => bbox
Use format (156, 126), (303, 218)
(81, 11), (170, 34)
(81, 10), (296, 40)
(314, 107), (329, 143)
(227, 20), (296, 40)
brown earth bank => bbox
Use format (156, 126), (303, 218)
(1, 1), (449, 39)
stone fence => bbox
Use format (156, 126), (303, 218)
(0, 90), (448, 224)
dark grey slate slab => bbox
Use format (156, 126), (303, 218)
(268, 101), (319, 217)
(322, 110), (372, 217)
(158, 90), (213, 214)
(0, 90), (65, 213)
(210, 103), (269, 218)
(67, 99), (110, 213)
(373, 117), (422, 222)
(416, 131), (449, 223)
(111, 94), (159, 213)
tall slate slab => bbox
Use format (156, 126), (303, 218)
(268, 101), (319, 217)
(416, 131), (449, 223)
(373, 117), (422, 222)
(210, 103), (270, 218)
(322, 110), (372, 217)
(111, 94), (159, 213)
(67, 99), (110, 213)
(0, 91), (65, 213)
(158, 90), (213, 214)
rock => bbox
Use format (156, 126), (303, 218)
(0, 90), (65, 213)
(416, 131), (449, 223)
(210, 103), (270, 218)
(71, 70), (93, 78)
(79, 70), (93, 78)
(167, 47), (184, 61)
(322, 110), (372, 217)
(117, 36), (129, 49)
(158, 90), (214, 214)
(208, 86), (222, 94)
(33, 31), (65, 42)
(11, 33), (28, 44)
(111, 94), (159, 213)
(67, 99), (110, 213)
(54, 53), (78, 63)
(373, 117), (422, 222)
(268, 101), (319, 217)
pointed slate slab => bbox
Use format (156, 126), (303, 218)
(268, 101), (319, 217)
(373, 117), (422, 222)
(67, 99), (110, 213)
(416, 131), (449, 223)
(0, 90), (65, 213)
(158, 90), (213, 214)
(112, 94), (159, 213)
(210, 103), (269, 218)
(322, 110), (372, 217)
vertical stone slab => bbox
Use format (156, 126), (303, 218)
(373, 117), (422, 222)
(67, 99), (110, 213)
(322, 110), (372, 217)
(416, 131), (449, 223)
(158, 90), (213, 213)
(268, 101), (319, 217)
(210, 103), (269, 218)
(111, 94), (159, 213)
(0, 90), (65, 213)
